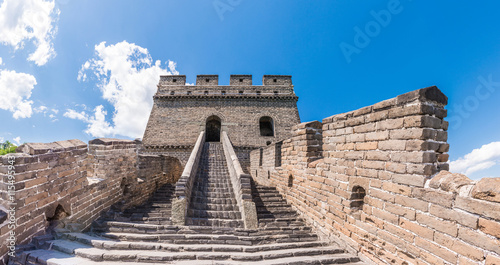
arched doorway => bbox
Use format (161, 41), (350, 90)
(205, 115), (221, 142)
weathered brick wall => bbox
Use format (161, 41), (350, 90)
(0, 138), (179, 263)
(0, 140), (88, 263)
(251, 86), (500, 264)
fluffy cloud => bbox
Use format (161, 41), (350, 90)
(63, 108), (88, 122)
(0, 69), (36, 118)
(34, 105), (48, 113)
(0, 0), (59, 66)
(71, 41), (178, 138)
(13, 136), (21, 145)
(450, 141), (500, 176)
(0, 57), (2, 65)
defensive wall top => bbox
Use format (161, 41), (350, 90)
(156, 75), (296, 96)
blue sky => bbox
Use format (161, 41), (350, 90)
(1, 0), (499, 179)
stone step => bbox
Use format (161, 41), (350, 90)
(47, 238), (351, 263)
(189, 203), (239, 211)
(191, 191), (236, 198)
(192, 187), (234, 193)
(191, 197), (238, 204)
(192, 181), (233, 187)
(185, 218), (244, 228)
(187, 209), (242, 219)
(20, 248), (364, 265)
(99, 231), (319, 245)
(12, 249), (162, 265)
(62, 232), (332, 253)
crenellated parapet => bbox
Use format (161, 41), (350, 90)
(156, 74), (296, 97)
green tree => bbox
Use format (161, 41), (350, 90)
(0, 140), (17, 155)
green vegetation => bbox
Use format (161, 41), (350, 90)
(0, 141), (17, 155)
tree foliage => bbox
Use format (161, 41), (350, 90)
(0, 141), (17, 155)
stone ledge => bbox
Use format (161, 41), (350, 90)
(429, 171), (472, 194)
(16, 139), (86, 155)
(89, 138), (135, 145)
(471, 178), (500, 203)
(322, 86), (447, 124)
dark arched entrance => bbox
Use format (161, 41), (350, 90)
(205, 116), (221, 142)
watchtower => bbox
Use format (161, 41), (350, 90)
(142, 74), (301, 171)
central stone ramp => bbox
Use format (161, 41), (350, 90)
(186, 142), (244, 228)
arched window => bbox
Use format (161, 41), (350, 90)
(350, 186), (366, 209)
(259, 116), (274, 136)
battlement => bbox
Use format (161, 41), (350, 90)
(159, 74), (293, 86)
(196, 75), (219, 86)
(160, 75), (186, 85)
(157, 74), (295, 97)
(230, 75), (252, 86)
(262, 75), (292, 86)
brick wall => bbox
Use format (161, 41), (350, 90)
(0, 138), (178, 263)
(251, 86), (500, 264)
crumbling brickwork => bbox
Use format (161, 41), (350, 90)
(251, 86), (500, 264)
(0, 139), (176, 263)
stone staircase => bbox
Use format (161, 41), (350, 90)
(10, 142), (365, 265)
(186, 143), (244, 228)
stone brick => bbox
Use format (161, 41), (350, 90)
(458, 227), (500, 254)
(434, 231), (484, 261)
(455, 196), (500, 221)
(365, 151), (390, 161)
(382, 182), (412, 196)
(392, 174), (427, 187)
(378, 140), (406, 151)
(355, 142), (378, 151)
(376, 118), (404, 130)
(370, 189), (395, 203)
(415, 237), (457, 264)
(399, 218), (434, 240)
(365, 131), (389, 141)
(385, 162), (406, 174)
(471, 178), (500, 203)
(416, 212), (458, 237)
(389, 128), (436, 140)
(353, 123), (376, 133)
(478, 218), (500, 238)
(372, 208), (399, 224)
(394, 194), (428, 212)
(486, 255), (500, 265)
(412, 188), (455, 208)
(430, 204), (478, 229)
(385, 202), (416, 220)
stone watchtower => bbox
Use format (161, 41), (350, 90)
(142, 75), (300, 171)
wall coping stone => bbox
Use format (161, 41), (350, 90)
(16, 139), (86, 155)
(89, 138), (135, 145)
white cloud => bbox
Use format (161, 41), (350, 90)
(0, 69), (36, 118)
(450, 141), (500, 176)
(0, 136), (4, 143)
(13, 136), (21, 145)
(34, 105), (47, 113)
(63, 108), (89, 122)
(51, 108), (58, 114)
(74, 41), (178, 138)
(0, 0), (60, 66)
(0, 57), (2, 65)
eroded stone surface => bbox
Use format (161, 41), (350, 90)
(471, 178), (500, 203)
(429, 171), (472, 193)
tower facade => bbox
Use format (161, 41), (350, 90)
(142, 74), (301, 170)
